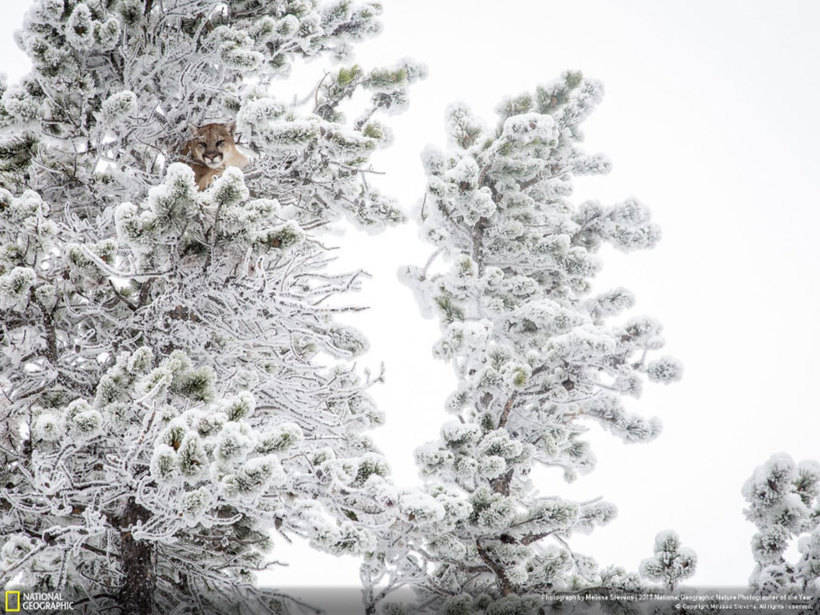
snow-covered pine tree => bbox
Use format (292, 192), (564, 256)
(639, 531), (696, 592)
(743, 454), (820, 595)
(0, 0), (421, 612)
(364, 71), (681, 612)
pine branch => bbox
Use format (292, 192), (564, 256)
(475, 538), (513, 596)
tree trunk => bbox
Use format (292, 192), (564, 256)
(118, 497), (155, 615)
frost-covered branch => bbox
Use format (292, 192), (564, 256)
(743, 453), (820, 594)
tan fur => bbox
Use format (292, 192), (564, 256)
(182, 122), (249, 190)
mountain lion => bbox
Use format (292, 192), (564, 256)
(182, 122), (249, 190)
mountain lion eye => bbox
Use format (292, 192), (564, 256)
(196, 143), (205, 150)
(216, 140), (225, 147)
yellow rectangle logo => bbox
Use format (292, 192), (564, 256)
(4, 591), (20, 612)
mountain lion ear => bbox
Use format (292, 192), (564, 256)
(189, 124), (200, 137)
(226, 121), (236, 136)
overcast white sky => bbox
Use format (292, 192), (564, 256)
(2, 0), (819, 591)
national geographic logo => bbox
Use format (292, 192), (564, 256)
(3, 592), (19, 613)
(4, 591), (73, 612)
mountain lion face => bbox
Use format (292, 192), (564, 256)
(181, 122), (249, 190)
(186, 123), (236, 169)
